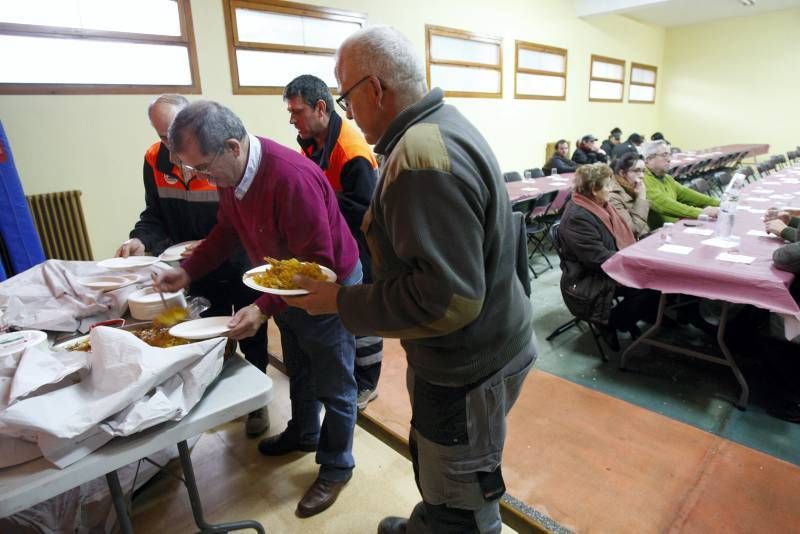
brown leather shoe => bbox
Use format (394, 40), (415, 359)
(295, 477), (349, 518)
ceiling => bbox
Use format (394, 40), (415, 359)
(575, 0), (800, 28)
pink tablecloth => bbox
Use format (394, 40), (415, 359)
(602, 166), (800, 337)
(506, 173), (574, 214)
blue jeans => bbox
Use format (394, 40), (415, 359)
(273, 262), (361, 482)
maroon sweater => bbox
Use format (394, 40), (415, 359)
(182, 137), (359, 316)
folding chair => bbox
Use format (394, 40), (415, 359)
(545, 222), (609, 361)
(524, 191), (559, 278)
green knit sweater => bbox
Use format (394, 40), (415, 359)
(643, 168), (720, 228)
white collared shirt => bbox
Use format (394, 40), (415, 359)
(235, 134), (262, 200)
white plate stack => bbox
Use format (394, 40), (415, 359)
(127, 287), (187, 320)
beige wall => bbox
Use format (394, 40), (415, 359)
(0, 0), (664, 259)
(659, 7), (800, 155)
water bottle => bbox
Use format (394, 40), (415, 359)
(715, 190), (738, 239)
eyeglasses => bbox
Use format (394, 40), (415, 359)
(654, 152), (671, 158)
(336, 75), (372, 112)
(181, 148), (223, 177)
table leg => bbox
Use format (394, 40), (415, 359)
(620, 295), (750, 409)
(716, 303), (749, 410)
(620, 293), (667, 369)
(177, 439), (265, 534)
(106, 471), (135, 534)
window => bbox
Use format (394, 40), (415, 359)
(0, 0), (200, 94)
(588, 55), (625, 102)
(223, 0), (366, 95)
(629, 62), (657, 103)
(426, 25), (502, 98)
(514, 41), (567, 100)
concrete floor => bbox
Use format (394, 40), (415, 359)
(529, 249), (800, 467)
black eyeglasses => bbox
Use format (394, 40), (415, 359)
(336, 75), (372, 112)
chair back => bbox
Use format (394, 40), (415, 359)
(504, 171), (522, 183)
(550, 221), (563, 258)
(529, 190), (559, 219)
(525, 168), (545, 178)
(689, 177), (711, 194)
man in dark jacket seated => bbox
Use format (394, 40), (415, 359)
(543, 139), (578, 175)
(611, 133), (645, 159)
(601, 127), (622, 155)
(557, 163), (657, 350)
(572, 134), (608, 165)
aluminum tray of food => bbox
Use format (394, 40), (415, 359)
(55, 321), (237, 357)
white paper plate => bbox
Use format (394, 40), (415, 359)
(242, 263), (337, 295)
(159, 241), (198, 262)
(77, 274), (139, 291)
(169, 317), (231, 340)
(97, 256), (159, 271)
(0, 330), (48, 357)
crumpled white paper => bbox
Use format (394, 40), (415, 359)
(0, 326), (226, 469)
(0, 259), (169, 332)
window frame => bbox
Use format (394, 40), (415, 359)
(222, 0), (366, 95)
(588, 54), (625, 103)
(514, 40), (567, 101)
(628, 61), (657, 104)
(425, 24), (503, 99)
(0, 0), (201, 95)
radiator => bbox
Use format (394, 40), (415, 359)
(26, 190), (93, 261)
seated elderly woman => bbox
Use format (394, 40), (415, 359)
(642, 140), (719, 229)
(609, 152), (650, 238)
(557, 163), (657, 350)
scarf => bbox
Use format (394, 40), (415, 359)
(572, 192), (635, 250)
(615, 175), (637, 199)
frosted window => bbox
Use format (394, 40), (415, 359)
(0, 35), (191, 85)
(516, 73), (564, 97)
(589, 80), (623, 100)
(235, 8), (360, 49)
(430, 65), (500, 94)
(430, 35), (499, 65)
(237, 50), (336, 87)
(591, 60), (623, 80)
(0, 0), (181, 36)
(631, 66), (656, 84)
(518, 49), (565, 73)
(629, 84), (655, 102)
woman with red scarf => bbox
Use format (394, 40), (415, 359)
(556, 163), (657, 350)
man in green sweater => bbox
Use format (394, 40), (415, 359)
(285, 26), (536, 534)
(642, 140), (719, 229)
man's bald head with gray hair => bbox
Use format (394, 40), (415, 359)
(643, 140), (671, 160)
(336, 26), (427, 108)
(148, 94), (190, 147)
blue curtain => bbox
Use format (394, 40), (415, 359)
(0, 120), (45, 280)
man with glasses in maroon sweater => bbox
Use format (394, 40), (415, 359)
(154, 100), (361, 518)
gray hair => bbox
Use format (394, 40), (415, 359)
(168, 100), (247, 155)
(147, 94), (188, 116)
(337, 26), (427, 105)
(643, 140), (670, 160)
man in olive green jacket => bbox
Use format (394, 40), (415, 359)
(642, 140), (719, 229)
